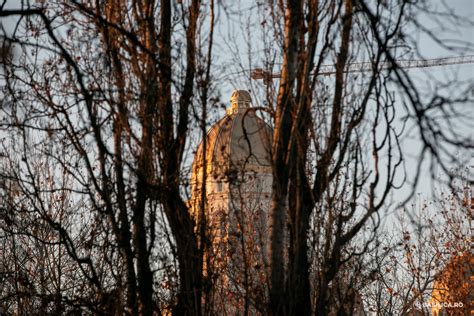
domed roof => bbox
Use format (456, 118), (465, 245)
(192, 90), (272, 182)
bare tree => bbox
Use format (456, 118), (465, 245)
(0, 0), (213, 314)
(361, 179), (471, 316)
(0, 0), (472, 315)
(250, 0), (472, 314)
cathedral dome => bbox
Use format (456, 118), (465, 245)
(191, 90), (272, 187)
(189, 91), (273, 314)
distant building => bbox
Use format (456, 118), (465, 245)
(190, 90), (273, 313)
(429, 252), (473, 316)
(190, 90), (368, 314)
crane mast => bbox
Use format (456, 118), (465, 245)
(250, 55), (474, 83)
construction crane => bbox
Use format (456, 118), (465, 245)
(250, 55), (474, 84)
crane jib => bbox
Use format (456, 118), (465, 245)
(250, 55), (474, 83)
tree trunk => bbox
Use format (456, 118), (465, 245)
(269, 1), (303, 314)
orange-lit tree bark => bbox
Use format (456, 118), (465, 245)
(268, 0), (303, 313)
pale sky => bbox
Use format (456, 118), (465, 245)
(1, 0), (472, 205)
(212, 0), (474, 205)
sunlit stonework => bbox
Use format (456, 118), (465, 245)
(190, 90), (273, 312)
